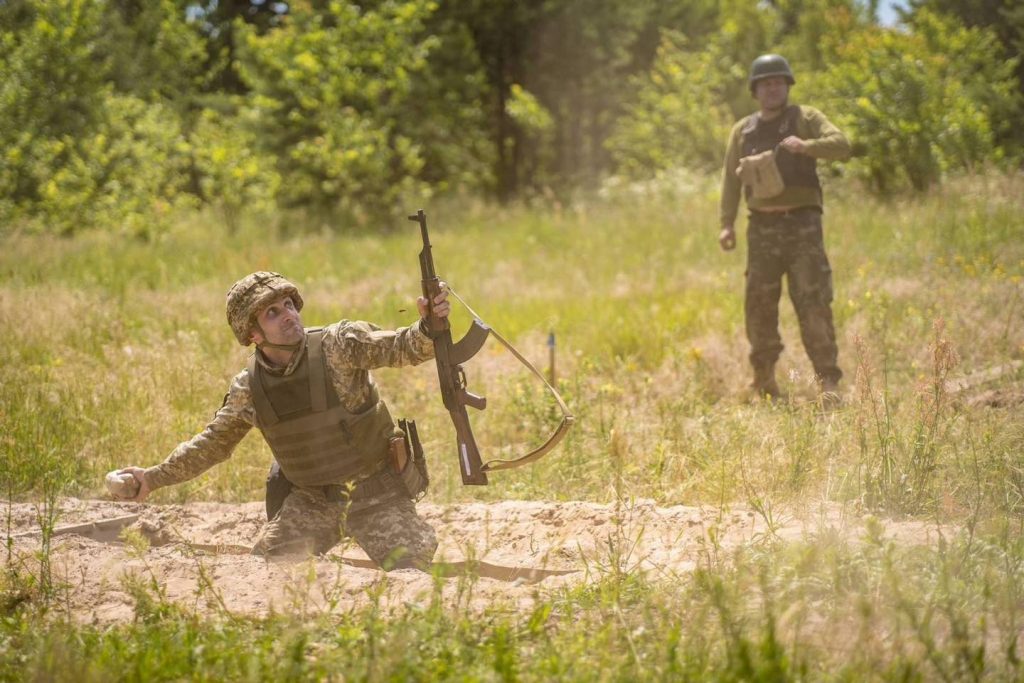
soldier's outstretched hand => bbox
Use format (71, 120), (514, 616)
(417, 281), (450, 320)
(118, 466), (151, 503)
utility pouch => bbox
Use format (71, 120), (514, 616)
(395, 419), (429, 500)
(265, 460), (294, 520)
(737, 149), (785, 199)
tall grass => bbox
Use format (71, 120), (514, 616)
(1, 171), (1023, 678)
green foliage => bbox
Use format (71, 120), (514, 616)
(0, 0), (109, 229)
(36, 93), (194, 237)
(403, 11), (494, 192)
(606, 32), (737, 175)
(605, 0), (786, 177)
(608, 0), (1022, 195)
(907, 8), (1023, 157)
(101, 0), (210, 105)
(2, 0), (1023, 232)
(505, 84), (553, 136)
(813, 12), (1017, 192)
(189, 106), (281, 232)
(773, 0), (875, 72)
(234, 0), (442, 223)
(909, 0), (1024, 150)
(0, 0), (198, 235)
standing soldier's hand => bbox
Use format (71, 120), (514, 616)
(719, 226), (737, 251)
(780, 136), (807, 155)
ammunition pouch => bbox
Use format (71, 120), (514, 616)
(265, 461), (293, 520)
(737, 149), (785, 199)
(394, 419), (429, 500)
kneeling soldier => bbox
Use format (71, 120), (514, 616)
(119, 272), (447, 570)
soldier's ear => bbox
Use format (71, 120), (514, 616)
(249, 328), (264, 346)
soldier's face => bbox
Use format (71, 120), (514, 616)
(252, 296), (303, 346)
(754, 77), (789, 111)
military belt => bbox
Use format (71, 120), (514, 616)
(321, 465), (396, 503)
(749, 206), (821, 220)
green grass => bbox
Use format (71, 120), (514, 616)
(2, 171), (1023, 679)
(3, 523), (1023, 681)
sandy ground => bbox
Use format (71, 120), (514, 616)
(3, 497), (948, 624)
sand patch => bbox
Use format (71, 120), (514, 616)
(3, 498), (949, 624)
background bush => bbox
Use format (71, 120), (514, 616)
(0, 0), (1021, 234)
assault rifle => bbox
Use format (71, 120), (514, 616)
(410, 209), (491, 485)
(408, 209), (575, 486)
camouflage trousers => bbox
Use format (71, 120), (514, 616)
(745, 208), (841, 382)
(251, 485), (437, 570)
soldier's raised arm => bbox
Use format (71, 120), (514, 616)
(321, 287), (450, 370)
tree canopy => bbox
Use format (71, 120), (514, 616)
(1, 0), (1020, 234)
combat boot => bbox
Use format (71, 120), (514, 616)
(818, 377), (841, 410)
(751, 364), (785, 400)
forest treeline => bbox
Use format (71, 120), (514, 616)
(1, 0), (1021, 235)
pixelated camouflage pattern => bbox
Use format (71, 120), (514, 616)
(744, 210), (841, 383)
(250, 485), (438, 568)
(319, 319), (434, 411)
(143, 319), (434, 491)
(226, 272), (305, 345)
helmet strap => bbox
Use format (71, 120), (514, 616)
(258, 340), (303, 352)
(253, 322), (304, 353)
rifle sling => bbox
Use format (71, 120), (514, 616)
(447, 286), (575, 472)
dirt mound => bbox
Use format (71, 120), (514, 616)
(3, 498), (946, 624)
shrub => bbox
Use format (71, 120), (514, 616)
(606, 32), (736, 176)
(814, 11), (1019, 192)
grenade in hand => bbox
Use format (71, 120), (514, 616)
(105, 470), (140, 500)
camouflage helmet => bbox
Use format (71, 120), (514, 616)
(225, 271), (304, 345)
(748, 54), (795, 93)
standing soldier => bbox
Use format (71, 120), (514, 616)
(117, 272), (449, 569)
(719, 54), (851, 402)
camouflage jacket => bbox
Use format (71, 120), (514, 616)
(143, 319), (434, 491)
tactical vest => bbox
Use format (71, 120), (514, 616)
(247, 328), (395, 487)
(740, 105), (820, 202)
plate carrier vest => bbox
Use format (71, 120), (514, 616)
(247, 328), (396, 487)
(740, 104), (820, 202)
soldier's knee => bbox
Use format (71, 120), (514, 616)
(385, 554), (427, 571)
(396, 552), (436, 572)
(381, 529), (438, 572)
(793, 285), (833, 313)
(251, 534), (318, 557)
(746, 273), (780, 292)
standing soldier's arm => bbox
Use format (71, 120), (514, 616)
(798, 106), (852, 161)
(136, 371), (255, 495)
(719, 121), (745, 249)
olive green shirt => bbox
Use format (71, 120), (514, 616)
(143, 319), (434, 491)
(719, 104), (851, 228)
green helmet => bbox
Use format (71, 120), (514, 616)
(748, 54), (795, 93)
(225, 271), (304, 345)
